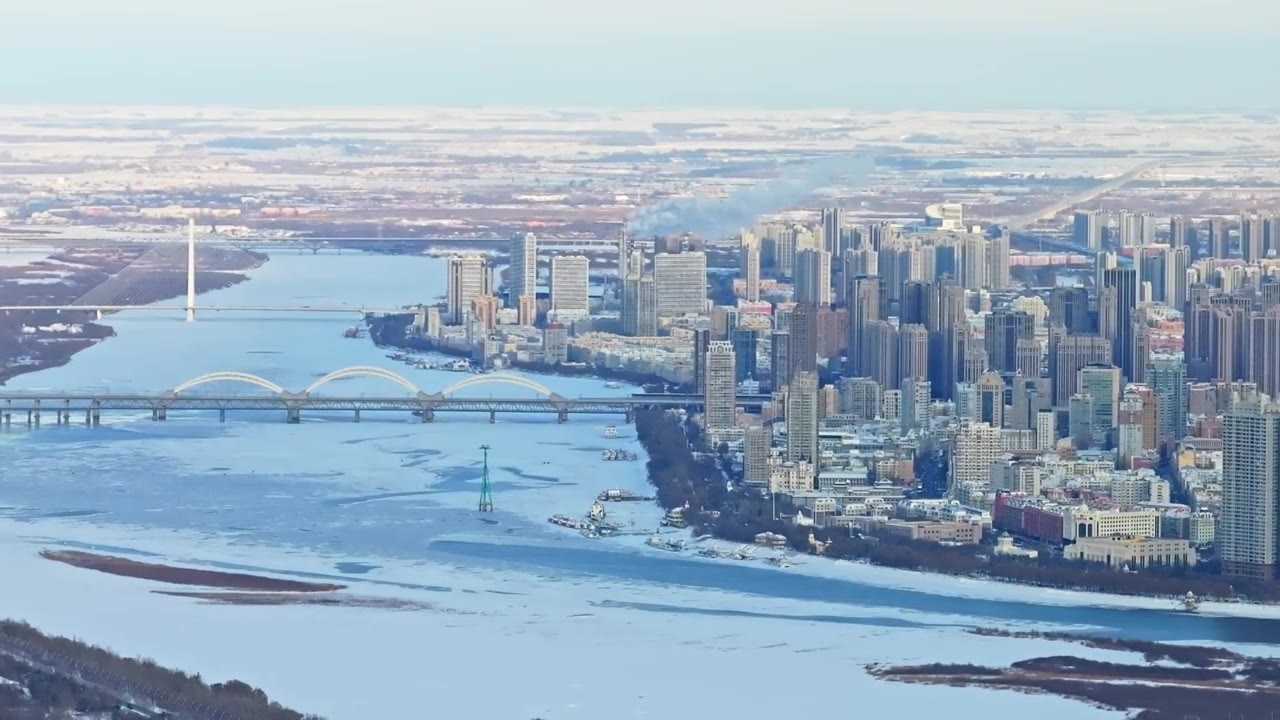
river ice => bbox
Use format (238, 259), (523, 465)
(0, 252), (1261, 719)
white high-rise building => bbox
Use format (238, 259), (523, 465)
(446, 254), (492, 325)
(786, 371), (819, 463)
(550, 255), (589, 314)
(1036, 408), (1057, 451)
(655, 252), (707, 316)
(950, 422), (1003, 490)
(794, 248), (832, 306)
(509, 232), (538, 306)
(704, 341), (737, 431)
(1221, 400), (1280, 579)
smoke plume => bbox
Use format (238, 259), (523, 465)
(626, 154), (874, 239)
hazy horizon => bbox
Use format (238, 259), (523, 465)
(4, 1), (1279, 111)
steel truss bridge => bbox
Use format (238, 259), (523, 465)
(0, 367), (766, 426)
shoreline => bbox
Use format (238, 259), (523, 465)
(0, 246), (266, 387)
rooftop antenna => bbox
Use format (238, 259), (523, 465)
(478, 444), (494, 512)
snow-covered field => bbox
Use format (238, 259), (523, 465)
(0, 252), (1270, 719)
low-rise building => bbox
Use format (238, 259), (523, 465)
(851, 518), (981, 544)
(1064, 537), (1196, 569)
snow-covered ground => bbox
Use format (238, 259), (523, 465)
(0, 252), (1270, 719)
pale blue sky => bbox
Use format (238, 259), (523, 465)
(2, 0), (1276, 109)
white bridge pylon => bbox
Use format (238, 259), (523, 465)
(167, 367), (561, 400)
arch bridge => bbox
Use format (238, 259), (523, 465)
(0, 366), (744, 426)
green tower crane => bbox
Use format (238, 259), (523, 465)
(478, 444), (494, 512)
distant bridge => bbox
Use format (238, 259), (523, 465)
(0, 304), (402, 318)
(0, 235), (619, 252)
(0, 367), (767, 426)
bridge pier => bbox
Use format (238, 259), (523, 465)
(91, 402), (100, 428)
(286, 408), (301, 424)
(353, 409), (360, 423)
(218, 409), (226, 423)
(624, 408), (635, 424)
(61, 410), (70, 425)
(557, 409), (568, 424)
(489, 411), (496, 424)
(2, 412), (9, 428)
(152, 407), (167, 421)
(420, 408), (434, 423)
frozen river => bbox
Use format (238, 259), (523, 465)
(0, 252), (1275, 720)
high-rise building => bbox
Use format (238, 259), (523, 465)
(654, 252), (707, 316)
(769, 330), (790, 391)
(1138, 212), (1157, 246)
(743, 426), (772, 486)
(963, 345), (989, 384)
(987, 232), (1011, 290)
(789, 302), (818, 381)
(1073, 210), (1104, 251)
(633, 276), (658, 336)
(1148, 355), (1187, 446)
(1036, 408), (1057, 450)
(1068, 394), (1094, 448)
(739, 231), (761, 303)
(549, 255), (589, 314)
(1185, 286), (1219, 381)
(866, 320), (900, 391)
(898, 323), (929, 382)
(794, 248), (832, 306)
(900, 377), (932, 432)
(1209, 218), (1230, 259)
(1247, 307), (1280, 399)
(842, 246), (878, 284)
(950, 422), (1003, 492)
(1221, 400), (1280, 579)
(1102, 267), (1139, 380)
(1130, 321), (1152, 384)
(815, 306), (848, 361)
(704, 341), (737, 431)
(927, 281), (969, 401)
(821, 207), (845, 257)
(1169, 215), (1195, 256)
(786, 371), (819, 463)
(1212, 294), (1252, 382)
(1078, 364), (1122, 448)
(731, 328), (758, 382)
(976, 371), (1006, 429)
(1049, 287), (1092, 333)
(1242, 213), (1266, 264)
(616, 231), (630, 314)
(1015, 338), (1041, 379)
(446, 254), (492, 325)
(1163, 246), (1191, 309)
(1116, 388), (1145, 467)
(1008, 376), (1051, 430)
(692, 328), (712, 394)
(508, 232), (538, 307)
(984, 309), (1034, 374)
(960, 235), (988, 290)
(840, 377), (882, 421)
(847, 275), (882, 375)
